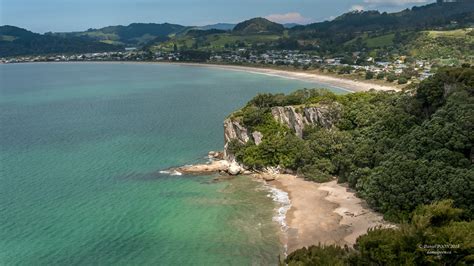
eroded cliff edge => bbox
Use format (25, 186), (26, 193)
(223, 103), (342, 163)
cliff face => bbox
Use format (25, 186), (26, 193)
(223, 103), (341, 160)
(271, 104), (341, 137)
(223, 118), (250, 161)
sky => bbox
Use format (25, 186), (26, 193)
(1, 0), (436, 33)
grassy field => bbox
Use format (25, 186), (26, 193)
(365, 33), (395, 48)
(344, 33), (397, 48)
(0, 35), (17, 41)
(409, 28), (474, 61)
(426, 28), (473, 38)
(342, 28), (473, 63)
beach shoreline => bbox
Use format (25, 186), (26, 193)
(266, 174), (392, 253)
(169, 62), (401, 93)
(167, 161), (392, 254)
(13, 61), (401, 93)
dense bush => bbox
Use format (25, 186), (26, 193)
(398, 76), (408, 84)
(386, 73), (397, 82)
(365, 71), (374, 80)
(285, 244), (351, 266)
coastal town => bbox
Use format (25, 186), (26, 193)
(1, 48), (437, 84)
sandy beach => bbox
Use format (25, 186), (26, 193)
(268, 174), (391, 253)
(169, 63), (401, 93)
(48, 61), (400, 93)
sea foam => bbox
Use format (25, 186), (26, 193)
(159, 170), (183, 176)
(265, 185), (291, 231)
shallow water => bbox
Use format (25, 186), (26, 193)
(0, 62), (344, 265)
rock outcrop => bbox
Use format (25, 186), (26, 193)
(271, 104), (341, 138)
(271, 106), (306, 137)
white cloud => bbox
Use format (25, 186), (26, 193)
(265, 12), (312, 24)
(348, 0), (429, 12)
(350, 5), (365, 11)
(363, 0), (429, 6)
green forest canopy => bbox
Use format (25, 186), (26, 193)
(230, 66), (474, 222)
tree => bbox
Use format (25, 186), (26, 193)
(386, 73), (397, 82)
(365, 71), (374, 79)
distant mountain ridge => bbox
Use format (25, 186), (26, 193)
(53, 23), (188, 46)
(283, 23), (301, 29)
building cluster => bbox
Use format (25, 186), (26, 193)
(0, 51), (150, 64)
(209, 49), (321, 66)
(2, 48), (435, 81)
(208, 49), (435, 80)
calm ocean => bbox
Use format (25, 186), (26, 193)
(0, 62), (344, 265)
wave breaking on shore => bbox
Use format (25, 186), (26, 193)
(265, 185), (291, 231)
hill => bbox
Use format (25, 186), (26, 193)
(54, 23), (188, 46)
(293, 1), (474, 35)
(289, 1), (474, 53)
(233, 18), (285, 35)
(196, 23), (235, 31)
(147, 1), (473, 60)
(0, 26), (122, 57)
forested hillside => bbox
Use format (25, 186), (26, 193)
(0, 26), (122, 57)
(148, 1), (474, 63)
(229, 66), (473, 221)
(227, 65), (474, 265)
(53, 23), (188, 46)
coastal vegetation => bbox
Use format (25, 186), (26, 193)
(229, 66), (474, 222)
(223, 65), (474, 263)
(285, 200), (474, 265)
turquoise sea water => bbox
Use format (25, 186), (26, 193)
(0, 63), (344, 265)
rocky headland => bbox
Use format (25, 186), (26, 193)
(166, 101), (392, 253)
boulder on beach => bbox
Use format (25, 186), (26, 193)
(228, 161), (242, 175)
(262, 175), (275, 181)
